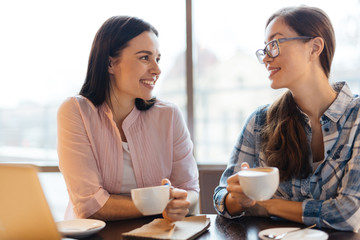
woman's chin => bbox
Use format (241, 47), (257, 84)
(270, 80), (283, 90)
(270, 80), (277, 89)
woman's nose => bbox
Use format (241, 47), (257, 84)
(263, 53), (273, 64)
(151, 61), (161, 76)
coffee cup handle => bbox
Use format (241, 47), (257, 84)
(166, 184), (174, 203)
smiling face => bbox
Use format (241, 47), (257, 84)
(263, 17), (313, 90)
(108, 31), (161, 103)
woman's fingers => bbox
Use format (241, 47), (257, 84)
(228, 192), (256, 207)
(226, 183), (243, 194)
(161, 178), (171, 186)
(163, 203), (189, 221)
(167, 196), (190, 208)
(170, 187), (188, 200)
(226, 161), (250, 185)
(227, 173), (240, 185)
(226, 164), (256, 208)
(162, 187), (190, 222)
(163, 207), (189, 222)
(241, 162), (250, 169)
(166, 207), (189, 216)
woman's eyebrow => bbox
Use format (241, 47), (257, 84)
(265, 32), (285, 43)
(135, 50), (153, 55)
(135, 50), (161, 58)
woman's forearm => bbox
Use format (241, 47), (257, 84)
(89, 194), (143, 221)
(90, 190), (199, 221)
(258, 199), (303, 223)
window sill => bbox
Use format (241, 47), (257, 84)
(0, 161), (59, 172)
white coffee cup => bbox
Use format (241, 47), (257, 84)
(237, 167), (279, 201)
(131, 185), (170, 216)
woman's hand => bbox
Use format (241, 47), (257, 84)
(161, 179), (190, 222)
(225, 162), (256, 215)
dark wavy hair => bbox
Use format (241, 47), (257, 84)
(79, 16), (158, 110)
(261, 6), (336, 181)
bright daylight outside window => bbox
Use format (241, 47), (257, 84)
(193, 0), (360, 164)
(1, 0), (360, 166)
(0, 0), (186, 165)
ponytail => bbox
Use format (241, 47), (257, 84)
(261, 91), (311, 181)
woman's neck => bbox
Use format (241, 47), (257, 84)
(291, 77), (337, 120)
(107, 93), (135, 127)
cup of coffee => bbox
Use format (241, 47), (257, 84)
(131, 185), (170, 216)
(237, 167), (279, 201)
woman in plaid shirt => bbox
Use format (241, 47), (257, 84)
(214, 6), (360, 231)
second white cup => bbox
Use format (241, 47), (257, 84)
(237, 167), (279, 201)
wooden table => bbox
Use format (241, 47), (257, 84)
(83, 214), (360, 240)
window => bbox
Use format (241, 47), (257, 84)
(1, 0), (359, 166)
(0, 0), (186, 165)
(193, 0), (360, 164)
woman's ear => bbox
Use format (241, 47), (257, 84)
(310, 37), (325, 59)
(108, 57), (115, 74)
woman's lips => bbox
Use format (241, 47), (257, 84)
(140, 80), (155, 85)
(140, 79), (156, 89)
(268, 67), (280, 78)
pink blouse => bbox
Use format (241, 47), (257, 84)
(57, 96), (199, 219)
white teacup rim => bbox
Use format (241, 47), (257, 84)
(131, 185), (170, 191)
(239, 167), (278, 173)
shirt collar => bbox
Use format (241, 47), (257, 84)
(100, 101), (141, 128)
(323, 81), (354, 122)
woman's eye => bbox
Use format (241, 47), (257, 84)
(140, 56), (149, 61)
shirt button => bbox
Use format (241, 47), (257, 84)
(325, 128), (330, 132)
(327, 150), (331, 154)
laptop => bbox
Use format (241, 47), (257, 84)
(0, 164), (64, 240)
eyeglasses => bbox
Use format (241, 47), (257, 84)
(255, 36), (314, 64)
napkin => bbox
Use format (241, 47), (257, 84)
(122, 215), (210, 240)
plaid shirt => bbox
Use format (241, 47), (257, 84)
(214, 82), (360, 231)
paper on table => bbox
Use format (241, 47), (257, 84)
(122, 215), (210, 240)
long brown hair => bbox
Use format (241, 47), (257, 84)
(262, 91), (311, 181)
(261, 6), (336, 181)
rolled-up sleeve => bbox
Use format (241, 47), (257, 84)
(57, 98), (110, 218)
(214, 110), (259, 217)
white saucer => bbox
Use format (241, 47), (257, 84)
(56, 219), (106, 238)
(258, 227), (328, 240)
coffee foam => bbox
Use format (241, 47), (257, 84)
(238, 171), (268, 177)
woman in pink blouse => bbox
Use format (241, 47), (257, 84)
(57, 16), (199, 221)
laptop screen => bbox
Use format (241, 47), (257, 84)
(0, 164), (62, 240)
